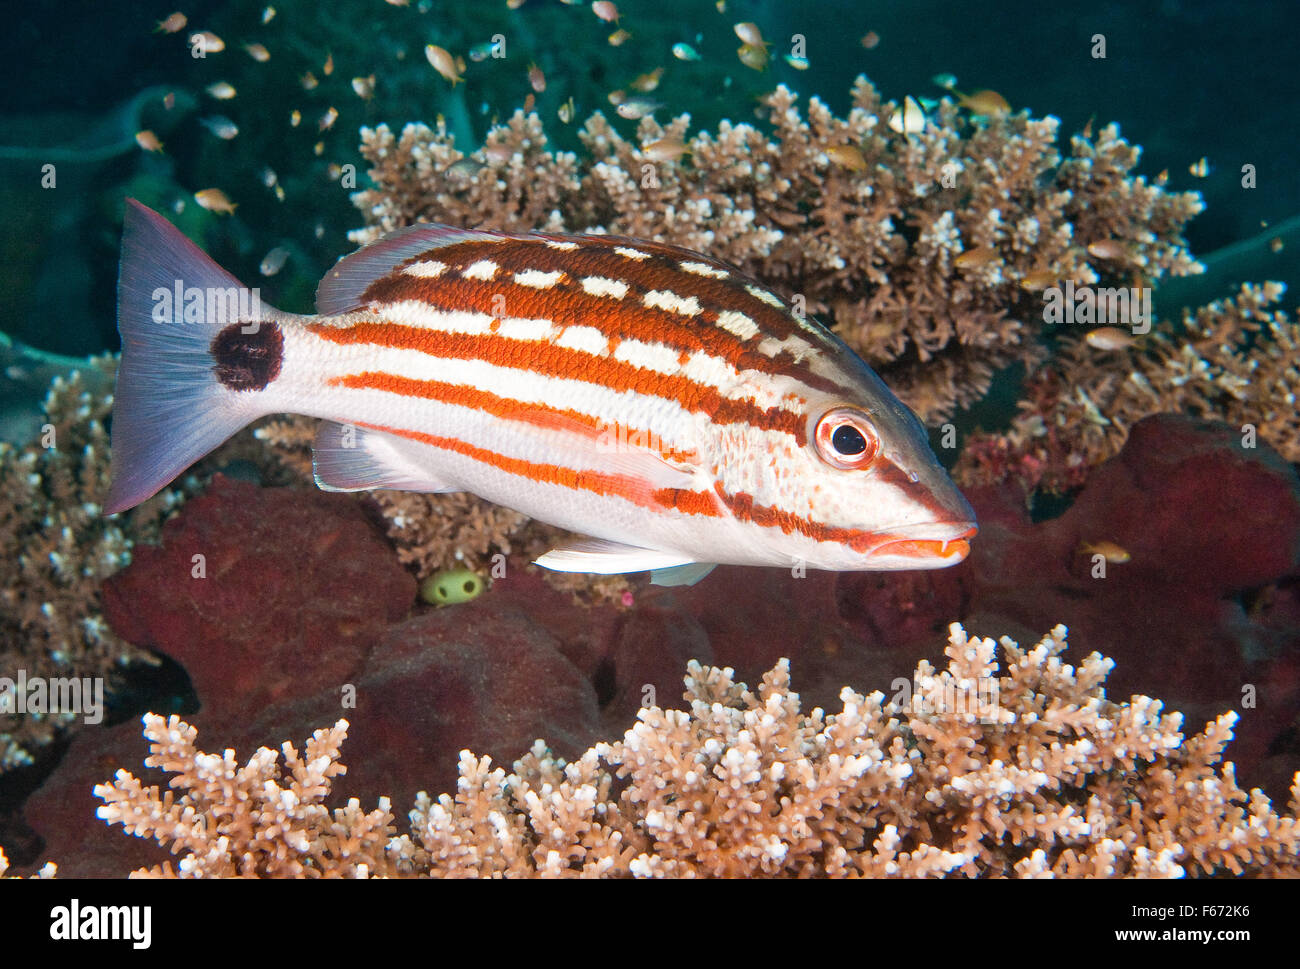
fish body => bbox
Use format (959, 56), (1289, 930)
(108, 201), (976, 582)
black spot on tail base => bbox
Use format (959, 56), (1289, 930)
(211, 321), (283, 391)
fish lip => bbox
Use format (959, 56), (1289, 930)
(866, 522), (978, 563)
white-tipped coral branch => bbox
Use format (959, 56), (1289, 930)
(89, 623), (1300, 877)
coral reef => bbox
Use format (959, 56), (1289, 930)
(0, 363), (156, 771)
(90, 625), (1300, 877)
(957, 282), (1300, 493)
(349, 79), (1204, 423)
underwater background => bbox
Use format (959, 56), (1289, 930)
(2, 0), (1299, 877)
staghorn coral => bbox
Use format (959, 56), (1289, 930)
(91, 623), (1300, 878)
(349, 78), (1203, 423)
(0, 845), (56, 878)
(956, 282), (1299, 493)
(0, 363), (159, 771)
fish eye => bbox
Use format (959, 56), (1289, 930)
(813, 407), (879, 470)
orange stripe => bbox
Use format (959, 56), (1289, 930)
(359, 236), (849, 395)
(307, 323), (808, 442)
(330, 371), (701, 465)
(356, 420), (721, 517)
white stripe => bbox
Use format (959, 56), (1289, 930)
(402, 260), (447, 278)
(358, 302), (812, 410)
(554, 325), (609, 355)
(494, 316), (556, 342)
(462, 259), (499, 281)
(615, 246), (650, 261)
(680, 260), (729, 279)
(545, 240), (579, 251)
(744, 284), (784, 309)
(514, 268), (566, 288)
(612, 338), (682, 373)
(580, 276), (630, 299)
(644, 289), (701, 316)
(756, 335), (818, 362)
(715, 310), (760, 340)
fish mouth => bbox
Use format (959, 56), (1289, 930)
(867, 523), (977, 565)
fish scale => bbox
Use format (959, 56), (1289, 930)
(107, 200), (976, 584)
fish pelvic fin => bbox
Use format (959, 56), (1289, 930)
(105, 199), (282, 514)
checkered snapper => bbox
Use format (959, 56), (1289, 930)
(107, 200), (975, 585)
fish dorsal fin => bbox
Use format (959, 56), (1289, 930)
(312, 421), (461, 493)
(315, 223), (510, 314)
(535, 539), (697, 576)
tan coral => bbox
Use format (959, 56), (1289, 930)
(956, 282), (1298, 492)
(348, 79), (1202, 425)
(90, 623), (1300, 878)
(0, 363), (160, 772)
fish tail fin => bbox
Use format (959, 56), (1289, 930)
(105, 199), (282, 514)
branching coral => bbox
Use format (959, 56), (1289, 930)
(349, 78), (1203, 423)
(92, 623), (1300, 878)
(0, 363), (159, 771)
(956, 282), (1298, 492)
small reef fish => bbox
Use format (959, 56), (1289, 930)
(607, 29), (632, 46)
(528, 62), (546, 93)
(616, 96), (661, 120)
(425, 44), (463, 86)
(134, 130), (164, 153)
(825, 144), (867, 172)
(244, 42), (270, 62)
(192, 188), (236, 213)
(191, 31), (224, 53)
(1086, 239), (1129, 262)
(954, 246), (999, 269)
(737, 43), (768, 71)
(199, 115), (239, 140)
(672, 42), (701, 61)
(888, 96), (925, 134)
(630, 67), (663, 92)
(205, 81), (237, 100)
(352, 74), (376, 100)
(107, 201), (977, 584)
(591, 1), (619, 23)
(1083, 326), (1136, 351)
(259, 246), (290, 276)
(640, 137), (688, 162)
(1188, 156), (1211, 178)
(959, 89), (1010, 116)
(155, 12), (187, 34)
(1078, 540), (1130, 564)
(733, 22), (765, 47)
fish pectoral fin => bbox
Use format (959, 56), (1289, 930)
(312, 421), (461, 494)
(534, 539), (698, 576)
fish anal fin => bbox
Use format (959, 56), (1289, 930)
(312, 421), (461, 493)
